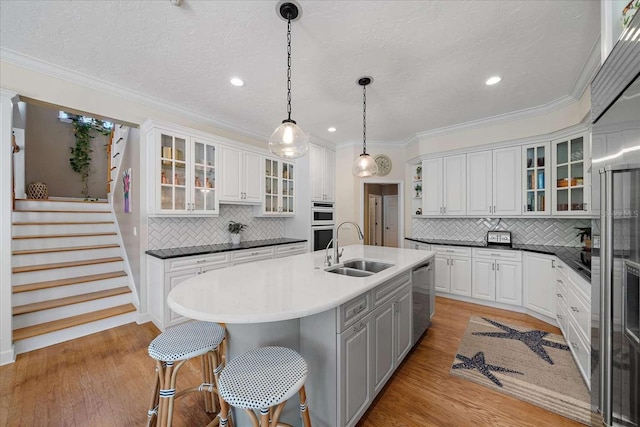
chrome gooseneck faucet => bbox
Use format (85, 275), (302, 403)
(325, 221), (364, 266)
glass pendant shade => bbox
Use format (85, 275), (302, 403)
(352, 153), (379, 177)
(269, 120), (309, 159)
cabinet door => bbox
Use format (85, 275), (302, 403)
(220, 145), (243, 201)
(434, 255), (450, 292)
(522, 142), (551, 215)
(422, 158), (443, 215)
(472, 258), (496, 301)
(449, 255), (472, 296)
(157, 130), (189, 213)
(394, 286), (412, 365)
(493, 146), (522, 215)
(523, 252), (556, 318)
(281, 161), (295, 213)
(165, 269), (199, 327)
(338, 316), (372, 427)
(466, 151), (492, 216)
(372, 300), (394, 395)
(495, 260), (522, 305)
(264, 158), (280, 214)
(243, 151), (263, 203)
(552, 133), (590, 215)
(310, 144), (325, 201)
(191, 138), (218, 214)
(324, 149), (335, 202)
(443, 155), (466, 215)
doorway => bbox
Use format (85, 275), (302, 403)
(363, 183), (400, 247)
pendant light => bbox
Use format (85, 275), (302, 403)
(269, 1), (309, 159)
(352, 77), (378, 177)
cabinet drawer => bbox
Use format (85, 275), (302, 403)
(274, 243), (307, 257)
(556, 276), (567, 303)
(168, 253), (230, 272)
(372, 271), (410, 307)
(568, 268), (591, 299)
(567, 320), (590, 385)
(472, 248), (522, 261)
(567, 284), (590, 341)
(232, 247), (274, 264)
(433, 245), (471, 256)
(338, 293), (372, 333)
(556, 302), (568, 337)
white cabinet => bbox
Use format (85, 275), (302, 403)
(433, 246), (472, 295)
(310, 144), (335, 202)
(523, 252), (556, 318)
(420, 155), (466, 216)
(274, 242), (307, 258)
(466, 147), (521, 216)
(394, 285), (412, 365)
(258, 157), (295, 216)
(406, 240), (430, 251)
(472, 248), (522, 306)
(145, 126), (220, 215)
(552, 132), (590, 215)
(522, 141), (551, 215)
(219, 146), (262, 204)
(372, 299), (394, 395)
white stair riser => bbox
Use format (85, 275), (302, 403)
(13, 211), (113, 222)
(12, 247), (122, 267)
(12, 261), (124, 285)
(13, 223), (115, 236)
(13, 311), (137, 355)
(12, 234), (118, 251)
(12, 276), (128, 306)
(15, 200), (110, 212)
(13, 293), (133, 329)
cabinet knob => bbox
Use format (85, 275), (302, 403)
(571, 342), (579, 351)
(353, 321), (365, 332)
(571, 306), (579, 313)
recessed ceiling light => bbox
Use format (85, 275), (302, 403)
(230, 77), (244, 87)
(485, 76), (502, 86)
(328, 127), (336, 132)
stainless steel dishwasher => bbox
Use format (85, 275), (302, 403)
(412, 258), (435, 345)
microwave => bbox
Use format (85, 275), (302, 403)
(311, 202), (334, 226)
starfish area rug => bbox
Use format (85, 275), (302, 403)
(450, 316), (590, 425)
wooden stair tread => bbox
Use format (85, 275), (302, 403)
(13, 257), (123, 274)
(13, 271), (127, 293)
(13, 221), (114, 225)
(13, 209), (110, 213)
(13, 287), (131, 315)
(13, 232), (117, 240)
(12, 304), (136, 341)
(13, 244), (120, 256)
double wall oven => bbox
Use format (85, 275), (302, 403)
(311, 202), (334, 251)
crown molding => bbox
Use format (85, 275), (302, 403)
(570, 36), (601, 100)
(0, 48), (272, 143)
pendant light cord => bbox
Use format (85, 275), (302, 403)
(286, 15), (292, 122)
(362, 84), (367, 155)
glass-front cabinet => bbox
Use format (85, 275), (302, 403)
(552, 132), (590, 215)
(261, 158), (295, 216)
(521, 141), (550, 215)
(156, 129), (219, 215)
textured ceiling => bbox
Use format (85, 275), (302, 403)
(0, 1), (600, 145)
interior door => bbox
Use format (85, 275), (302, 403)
(367, 196), (376, 245)
(383, 195), (398, 247)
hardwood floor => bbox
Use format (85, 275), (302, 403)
(1, 297), (586, 427)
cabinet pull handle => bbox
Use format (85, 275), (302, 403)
(490, 253), (501, 257)
(583, 202), (588, 211)
(446, 258), (449, 266)
(557, 314), (563, 320)
(493, 205), (496, 213)
(552, 260), (555, 268)
(354, 304), (366, 314)
(557, 293), (562, 298)
(557, 279), (563, 284)
(492, 262), (495, 271)
(353, 321), (365, 332)
(446, 249), (454, 253)
(444, 206), (447, 214)
(571, 342), (579, 351)
(523, 204), (526, 212)
(496, 263), (500, 271)
(571, 306), (579, 313)
(450, 258), (454, 266)
(251, 252), (259, 256)
(196, 259), (207, 264)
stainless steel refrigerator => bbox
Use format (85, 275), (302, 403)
(590, 14), (640, 426)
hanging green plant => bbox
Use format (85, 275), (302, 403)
(69, 118), (111, 199)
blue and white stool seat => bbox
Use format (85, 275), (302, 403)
(217, 346), (307, 410)
(148, 321), (225, 361)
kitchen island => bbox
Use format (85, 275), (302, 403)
(168, 244), (434, 427)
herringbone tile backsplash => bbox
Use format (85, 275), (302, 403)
(148, 205), (285, 250)
(411, 217), (591, 247)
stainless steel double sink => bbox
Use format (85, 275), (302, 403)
(326, 259), (394, 277)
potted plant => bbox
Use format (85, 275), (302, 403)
(228, 221), (248, 245)
(414, 183), (422, 198)
(576, 227), (591, 251)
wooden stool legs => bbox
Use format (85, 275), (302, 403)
(299, 385), (312, 427)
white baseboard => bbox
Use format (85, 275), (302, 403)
(136, 313), (151, 325)
(0, 346), (15, 365)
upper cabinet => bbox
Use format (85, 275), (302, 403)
(466, 147), (521, 216)
(310, 144), (335, 202)
(258, 157), (295, 216)
(148, 127), (219, 215)
(522, 141), (551, 215)
(420, 155), (466, 216)
(219, 146), (262, 204)
(552, 132), (590, 215)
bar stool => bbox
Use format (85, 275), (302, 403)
(217, 346), (312, 427)
(146, 321), (226, 427)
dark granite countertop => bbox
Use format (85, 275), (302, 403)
(405, 237), (591, 281)
(146, 238), (307, 260)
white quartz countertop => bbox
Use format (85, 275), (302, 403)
(167, 245), (434, 324)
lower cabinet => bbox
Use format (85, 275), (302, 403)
(523, 251), (556, 318)
(471, 248), (522, 306)
(433, 246), (472, 296)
